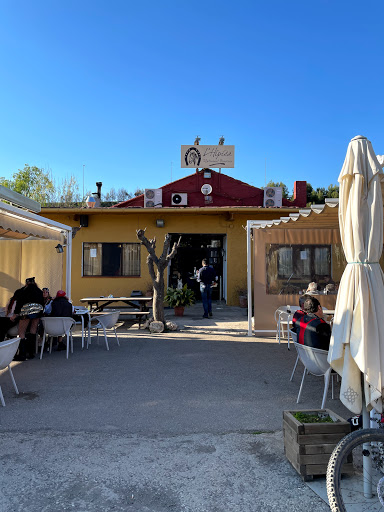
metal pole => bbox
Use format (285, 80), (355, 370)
(82, 165), (85, 201)
(247, 221), (253, 336)
(66, 229), (72, 300)
(362, 379), (373, 498)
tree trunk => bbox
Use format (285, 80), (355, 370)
(136, 229), (181, 324)
(153, 269), (165, 323)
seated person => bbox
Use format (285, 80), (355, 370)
(306, 281), (319, 295)
(0, 296), (18, 342)
(42, 287), (53, 314)
(291, 294), (311, 332)
(295, 295), (331, 351)
(49, 290), (74, 351)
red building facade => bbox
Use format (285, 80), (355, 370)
(114, 169), (307, 209)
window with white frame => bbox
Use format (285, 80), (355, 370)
(83, 243), (140, 276)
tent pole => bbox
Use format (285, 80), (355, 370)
(246, 222), (252, 337)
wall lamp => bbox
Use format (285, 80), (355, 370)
(156, 219), (165, 228)
(55, 244), (65, 253)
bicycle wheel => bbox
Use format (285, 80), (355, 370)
(327, 428), (384, 511)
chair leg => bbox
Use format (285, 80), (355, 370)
(290, 355), (299, 382)
(0, 385), (5, 407)
(66, 333), (69, 359)
(101, 324), (109, 350)
(297, 367), (307, 404)
(113, 327), (120, 346)
(80, 316), (84, 350)
(8, 365), (19, 394)
(40, 332), (46, 359)
(322, 369), (331, 409)
(71, 332), (73, 354)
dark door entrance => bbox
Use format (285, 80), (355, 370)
(168, 234), (225, 301)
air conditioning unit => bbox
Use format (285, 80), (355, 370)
(144, 188), (162, 208)
(263, 187), (282, 207)
(171, 193), (188, 206)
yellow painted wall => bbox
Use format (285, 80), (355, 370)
(41, 209), (278, 306)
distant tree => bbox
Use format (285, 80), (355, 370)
(103, 187), (117, 202)
(116, 187), (132, 201)
(134, 188), (144, 197)
(54, 175), (81, 204)
(326, 184), (339, 198)
(103, 187), (132, 203)
(307, 183), (339, 205)
(0, 165), (55, 205)
(265, 181), (290, 199)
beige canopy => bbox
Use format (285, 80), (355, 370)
(250, 201), (344, 332)
(0, 200), (72, 305)
(0, 201), (66, 242)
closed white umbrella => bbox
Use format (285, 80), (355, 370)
(328, 135), (384, 416)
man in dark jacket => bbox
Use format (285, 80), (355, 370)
(50, 290), (73, 351)
(197, 259), (216, 318)
(295, 295), (331, 351)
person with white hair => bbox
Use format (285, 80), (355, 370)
(306, 281), (319, 295)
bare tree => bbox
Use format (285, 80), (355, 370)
(136, 229), (181, 323)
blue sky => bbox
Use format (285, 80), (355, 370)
(1, 1), (383, 198)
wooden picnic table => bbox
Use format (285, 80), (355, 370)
(80, 296), (152, 328)
(80, 296), (152, 312)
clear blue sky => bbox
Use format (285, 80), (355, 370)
(1, 0), (383, 197)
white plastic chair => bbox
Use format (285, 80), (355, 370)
(293, 341), (334, 409)
(0, 337), (20, 406)
(89, 311), (121, 351)
(40, 317), (75, 360)
(274, 306), (300, 347)
(289, 329), (301, 381)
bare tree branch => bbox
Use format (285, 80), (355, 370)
(160, 233), (171, 260)
(166, 236), (182, 263)
(137, 229), (159, 265)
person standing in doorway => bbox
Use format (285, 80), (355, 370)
(197, 259), (216, 318)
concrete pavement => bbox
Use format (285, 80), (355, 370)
(0, 303), (345, 511)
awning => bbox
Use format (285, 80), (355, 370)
(0, 201), (69, 242)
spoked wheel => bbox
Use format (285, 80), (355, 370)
(327, 429), (384, 511)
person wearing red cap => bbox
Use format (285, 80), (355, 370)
(50, 290), (73, 351)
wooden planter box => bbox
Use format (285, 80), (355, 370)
(283, 409), (352, 481)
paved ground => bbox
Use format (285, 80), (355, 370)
(0, 303), (348, 511)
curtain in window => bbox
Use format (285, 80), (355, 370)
(83, 243), (102, 276)
(314, 247), (329, 275)
(121, 244), (140, 276)
(299, 247), (311, 276)
(278, 247), (293, 277)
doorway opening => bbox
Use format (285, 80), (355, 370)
(168, 233), (226, 302)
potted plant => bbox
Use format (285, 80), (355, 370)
(164, 285), (195, 316)
(283, 409), (351, 481)
(235, 284), (248, 308)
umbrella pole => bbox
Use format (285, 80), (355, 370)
(361, 381), (373, 498)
